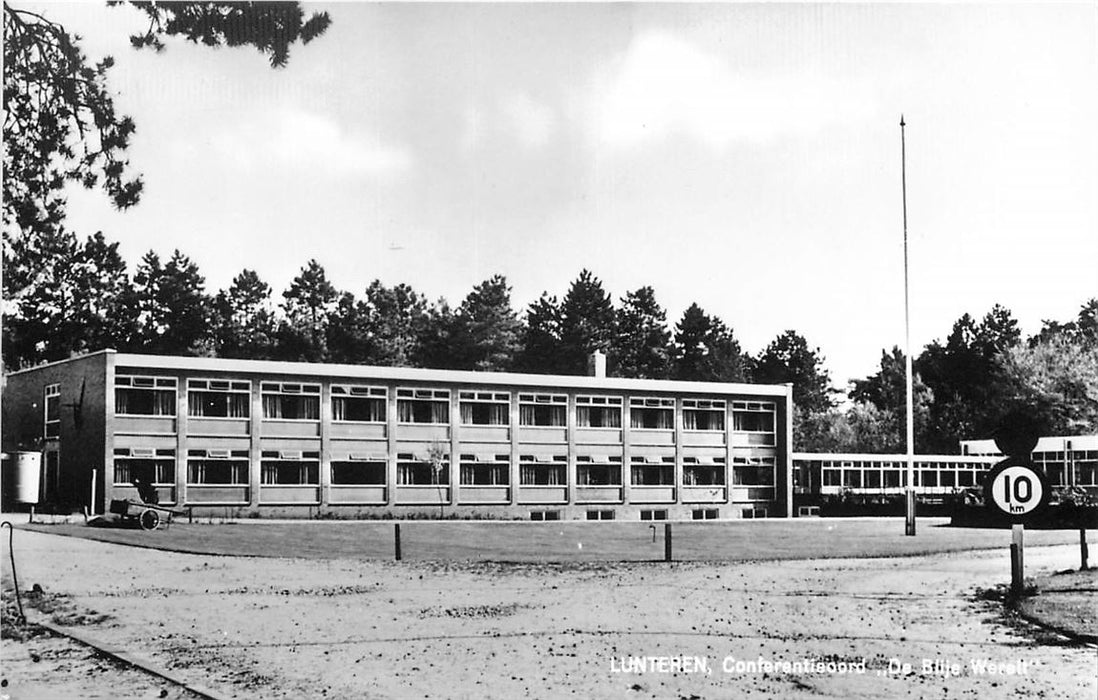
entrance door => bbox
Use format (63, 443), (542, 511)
(43, 447), (61, 504)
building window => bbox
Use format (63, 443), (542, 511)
(331, 385), (386, 422)
(576, 396), (622, 428)
(397, 388), (450, 424)
(682, 399), (725, 431)
(330, 459), (386, 485)
(187, 450), (249, 485)
(576, 456), (622, 485)
(113, 448), (175, 485)
(459, 454), (510, 485)
(732, 401), (775, 433)
(530, 510), (561, 521)
(629, 398), (674, 430)
(732, 456), (775, 486)
(260, 451), (319, 485)
(692, 508), (719, 520)
(630, 456), (675, 485)
(640, 509), (668, 520)
(396, 453), (449, 485)
(683, 457), (725, 485)
(187, 379), (250, 418)
(519, 455), (566, 485)
(518, 393), (567, 427)
(44, 384), (60, 438)
(459, 391), (510, 426)
(261, 382), (320, 420)
(116, 376), (177, 416)
(586, 509), (615, 520)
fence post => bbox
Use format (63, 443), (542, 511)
(394, 523), (402, 561)
(1081, 529), (1089, 571)
(664, 523), (672, 562)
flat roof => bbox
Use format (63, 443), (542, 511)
(794, 452), (1000, 463)
(11, 350), (789, 397)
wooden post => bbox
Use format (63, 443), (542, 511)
(664, 523), (672, 562)
(394, 523), (402, 561)
(1010, 524), (1024, 596)
(1081, 529), (1089, 571)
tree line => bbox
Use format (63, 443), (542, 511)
(4, 228), (1095, 453)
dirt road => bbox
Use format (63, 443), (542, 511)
(3, 528), (1095, 699)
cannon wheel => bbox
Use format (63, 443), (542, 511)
(138, 508), (161, 531)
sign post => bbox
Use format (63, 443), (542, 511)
(985, 412), (1048, 597)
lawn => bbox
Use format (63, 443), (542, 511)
(20, 517), (1089, 562)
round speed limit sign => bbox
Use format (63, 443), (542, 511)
(983, 458), (1050, 522)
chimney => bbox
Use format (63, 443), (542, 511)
(588, 350), (607, 378)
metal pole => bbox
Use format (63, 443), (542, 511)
(394, 523), (402, 561)
(901, 115), (916, 537)
(1082, 529), (1090, 571)
(664, 523), (672, 562)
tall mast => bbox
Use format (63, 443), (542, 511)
(901, 115), (916, 537)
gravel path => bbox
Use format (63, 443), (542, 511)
(3, 529), (1095, 699)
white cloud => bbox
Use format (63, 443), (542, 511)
(499, 93), (556, 150)
(589, 32), (875, 150)
(203, 108), (413, 177)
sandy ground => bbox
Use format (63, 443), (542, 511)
(2, 529), (1096, 700)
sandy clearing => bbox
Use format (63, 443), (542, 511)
(3, 529), (1096, 699)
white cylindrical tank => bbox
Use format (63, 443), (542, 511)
(14, 451), (42, 504)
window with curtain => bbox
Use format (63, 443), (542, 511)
(396, 454), (449, 485)
(519, 456), (566, 485)
(576, 396), (622, 428)
(261, 383), (320, 420)
(682, 458), (725, 486)
(396, 388), (450, 424)
(732, 401), (775, 432)
(187, 380), (250, 418)
(113, 448), (176, 485)
(187, 451), (249, 485)
(115, 376), (177, 416)
(576, 457), (622, 485)
(682, 399), (725, 431)
(630, 456), (675, 485)
(518, 394), (567, 427)
(260, 456), (319, 485)
(459, 392), (510, 426)
(459, 454), (510, 485)
(331, 386), (387, 422)
(629, 398), (674, 430)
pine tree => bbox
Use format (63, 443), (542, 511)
(559, 269), (615, 375)
(133, 249), (212, 355)
(612, 287), (671, 379)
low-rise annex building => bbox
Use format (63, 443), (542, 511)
(1, 350), (795, 520)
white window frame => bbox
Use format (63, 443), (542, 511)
(682, 399), (726, 432)
(575, 395), (623, 429)
(261, 382), (321, 421)
(44, 384), (60, 438)
(187, 378), (251, 419)
(629, 397), (675, 430)
(331, 385), (387, 423)
(115, 375), (178, 417)
(396, 388), (451, 425)
(518, 393), (567, 427)
(458, 391), (511, 426)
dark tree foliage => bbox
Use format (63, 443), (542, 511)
(451, 275), (522, 371)
(325, 291), (372, 365)
(1030, 298), (1098, 347)
(278, 259), (337, 362)
(125, 1), (331, 68)
(516, 293), (563, 374)
(132, 249), (212, 355)
(754, 330), (835, 413)
(3, 4), (140, 238)
(671, 303), (751, 383)
(914, 304), (1022, 450)
(612, 286), (671, 379)
(558, 269), (616, 375)
(359, 281), (428, 367)
(212, 268), (277, 359)
(415, 300), (463, 370)
(2, 1), (330, 240)
(3, 229), (138, 367)
(847, 346), (933, 450)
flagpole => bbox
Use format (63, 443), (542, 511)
(901, 115), (916, 537)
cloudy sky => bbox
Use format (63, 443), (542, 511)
(32, 2), (1098, 387)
